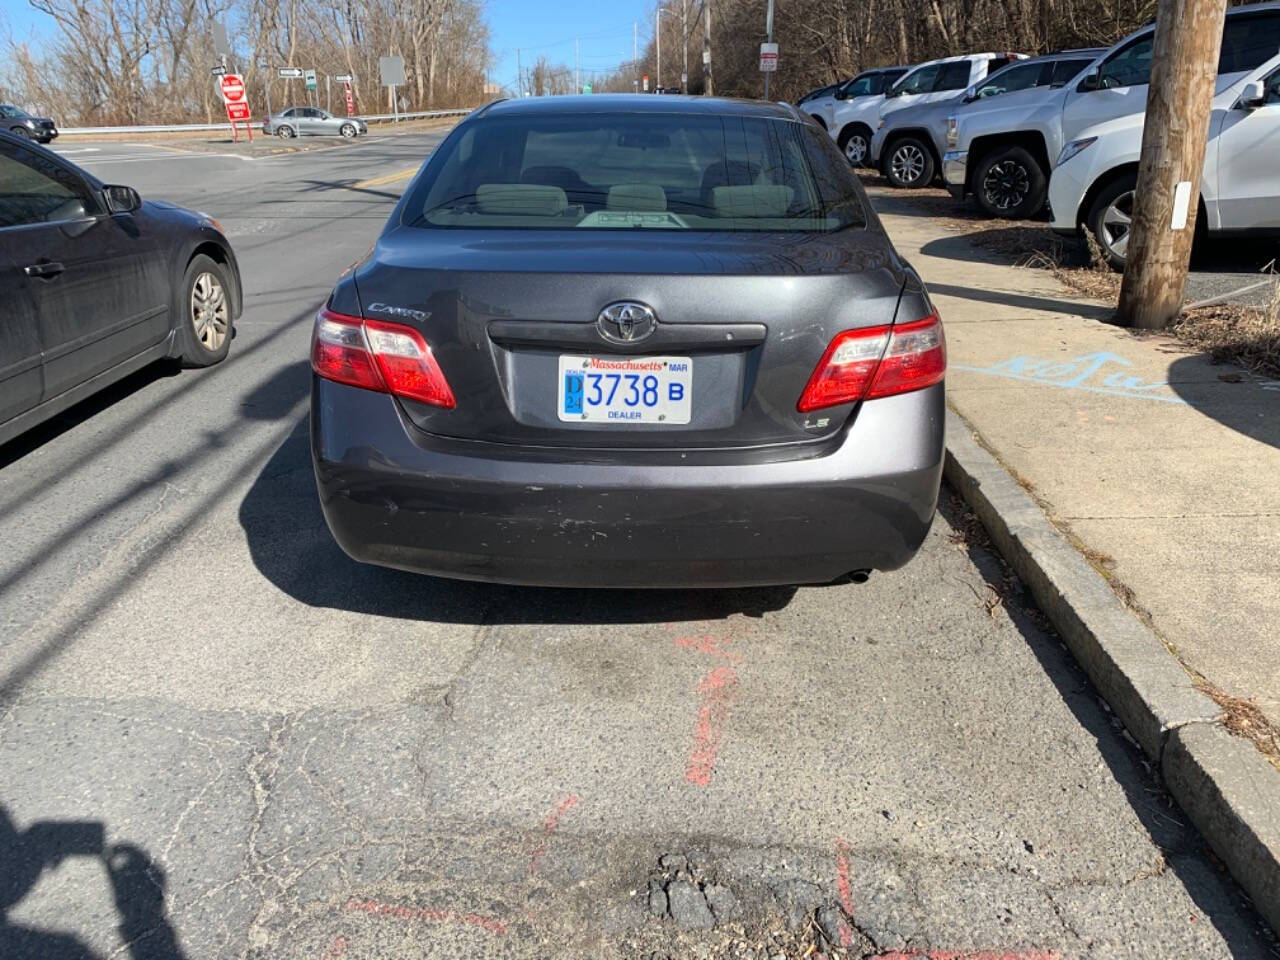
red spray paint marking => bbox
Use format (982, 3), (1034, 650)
(872, 951), (1061, 960)
(685, 664), (738, 786)
(344, 897), (507, 935)
(835, 837), (855, 946)
(674, 633), (741, 664)
(528, 793), (580, 875)
(320, 935), (348, 959)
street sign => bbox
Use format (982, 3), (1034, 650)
(334, 74), (354, 83)
(212, 21), (230, 58)
(226, 101), (251, 121)
(759, 43), (779, 73)
(278, 67), (303, 79)
(211, 64), (226, 76)
(379, 56), (406, 87)
(304, 68), (317, 91)
(642, 74), (650, 92)
(219, 73), (246, 104)
(583, 83), (592, 94)
(398, 95), (408, 110)
(344, 82), (355, 117)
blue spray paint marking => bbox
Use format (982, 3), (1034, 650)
(953, 351), (1187, 405)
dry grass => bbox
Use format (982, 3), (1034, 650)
(952, 219), (1124, 301)
(1200, 683), (1280, 771)
(1171, 268), (1280, 379)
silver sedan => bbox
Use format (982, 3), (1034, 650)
(262, 107), (368, 139)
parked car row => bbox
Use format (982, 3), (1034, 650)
(811, 1), (1280, 266)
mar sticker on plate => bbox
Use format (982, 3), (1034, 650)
(557, 355), (692, 424)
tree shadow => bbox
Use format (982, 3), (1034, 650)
(237, 413), (797, 625)
(1166, 354), (1280, 451)
(0, 806), (186, 960)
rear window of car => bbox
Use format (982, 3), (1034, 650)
(403, 112), (867, 233)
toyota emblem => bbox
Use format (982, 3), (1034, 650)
(597, 301), (657, 344)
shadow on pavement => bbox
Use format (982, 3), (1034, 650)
(0, 806), (186, 960)
(238, 414), (796, 625)
(1167, 355), (1280, 450)
(924, 279), (1113, 319)
(943, 492), (1277, 957)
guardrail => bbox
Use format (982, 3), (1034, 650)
(58, 108), (471, 136)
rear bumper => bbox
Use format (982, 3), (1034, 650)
(942, 151), (967, 194)
(311, 379), (945, 588)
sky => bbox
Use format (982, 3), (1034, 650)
(487, 0), (656, 93)
(2, 0), (656, 95)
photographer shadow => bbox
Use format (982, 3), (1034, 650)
(1, 806), (186, 960)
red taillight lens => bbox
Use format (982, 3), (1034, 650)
(311, 307), (456, 409)
(797, 312), (944, 412)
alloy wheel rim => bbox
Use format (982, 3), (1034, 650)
(1101, 190), (1135, 262)
(891, 145), (925, 185)
(342, 124), (356, 138)
(982, 160), (1030, 211)
(191, 272), (228, 352)
(845, 135), (867, 164)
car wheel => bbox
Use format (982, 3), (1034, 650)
(176, 255), (233, 367)
(884, 137), (935, 189)
(837, 126), (871, 167)
(10, 126), (30, 139)
(974, 146), (1046, 219)
(1087, 172), (1138, 271)
(277, 125), (296, 139)
(340, 122), (357, 139)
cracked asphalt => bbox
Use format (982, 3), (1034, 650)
(1, 130), (1276, 960)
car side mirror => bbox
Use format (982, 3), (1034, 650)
(1238, 80), (1266, 109)
(962, 85), (978, 103)
(1078, 69), (1100, 92)
(104, 184), (141, 214)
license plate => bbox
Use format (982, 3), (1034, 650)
(557, 355), (692, 424)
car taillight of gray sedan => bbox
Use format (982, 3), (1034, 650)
(310, 95), (945, 588)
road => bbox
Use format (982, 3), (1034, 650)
(0, 130), (1275, 960)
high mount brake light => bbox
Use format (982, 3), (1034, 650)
(310, 307), (456, 409)
(797, 312), (945, 412)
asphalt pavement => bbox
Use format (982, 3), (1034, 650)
(1, 131), (1276, 959)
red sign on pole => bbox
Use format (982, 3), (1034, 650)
(218, 73), (253, 141)
(344, 81), (354, 117)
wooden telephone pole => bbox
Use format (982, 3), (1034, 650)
(1115, 0), (1228, 328)
(702, 0), (714, 96)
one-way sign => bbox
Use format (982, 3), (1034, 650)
(278, 67), (304, 79)
(334, 74), (354, 83)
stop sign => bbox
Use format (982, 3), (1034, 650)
(220, 74), (245, 103)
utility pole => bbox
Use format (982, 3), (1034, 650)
(702, 0), (713, 96)
(1115, 0), (1229, 328)
(656, 2), (662, 91)
(516, 47), (523, 97)
(575, 37), (580, 94)
(634, 21), (638, 90)
(763, 0), (775, 100)
(681, 0), (688, 94)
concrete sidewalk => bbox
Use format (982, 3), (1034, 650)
(869, 185), (1280, 736)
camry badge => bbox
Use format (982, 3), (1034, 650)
(597, 301), (657, 344)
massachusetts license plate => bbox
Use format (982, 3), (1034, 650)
(557, 355), (692, 424)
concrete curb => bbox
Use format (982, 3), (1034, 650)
(943, 408), (1280, 934)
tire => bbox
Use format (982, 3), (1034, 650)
(883, 136), (935, 189)
(837, 125), (872, 167)
(973, 145), (1047, 219)
(175, 255), (233, 368)
(10, 126), (30, 139)
(276, 125), (296, 139)
(340, 122), (357, 139)
(1087, 172), (1138, 271)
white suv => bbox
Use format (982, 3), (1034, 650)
(823, 66), (911, 165)
(944, 2), (1280, 220)
(1049, 53), (1280, 268)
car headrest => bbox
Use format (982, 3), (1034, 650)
(711, 185), (794, 218)
(606, 183), (667, 211)
(476, 184), (568, 216)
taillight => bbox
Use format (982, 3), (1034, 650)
(311, 307), (456, 408)
(797, 312), (944, 412)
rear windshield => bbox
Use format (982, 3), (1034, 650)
(402, 112), (867, 233)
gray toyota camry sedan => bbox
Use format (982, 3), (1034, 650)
(310, 95), (944, 588)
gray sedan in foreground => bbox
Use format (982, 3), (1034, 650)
(310, 95), (945, 588)
(263, 107), (367, 139)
